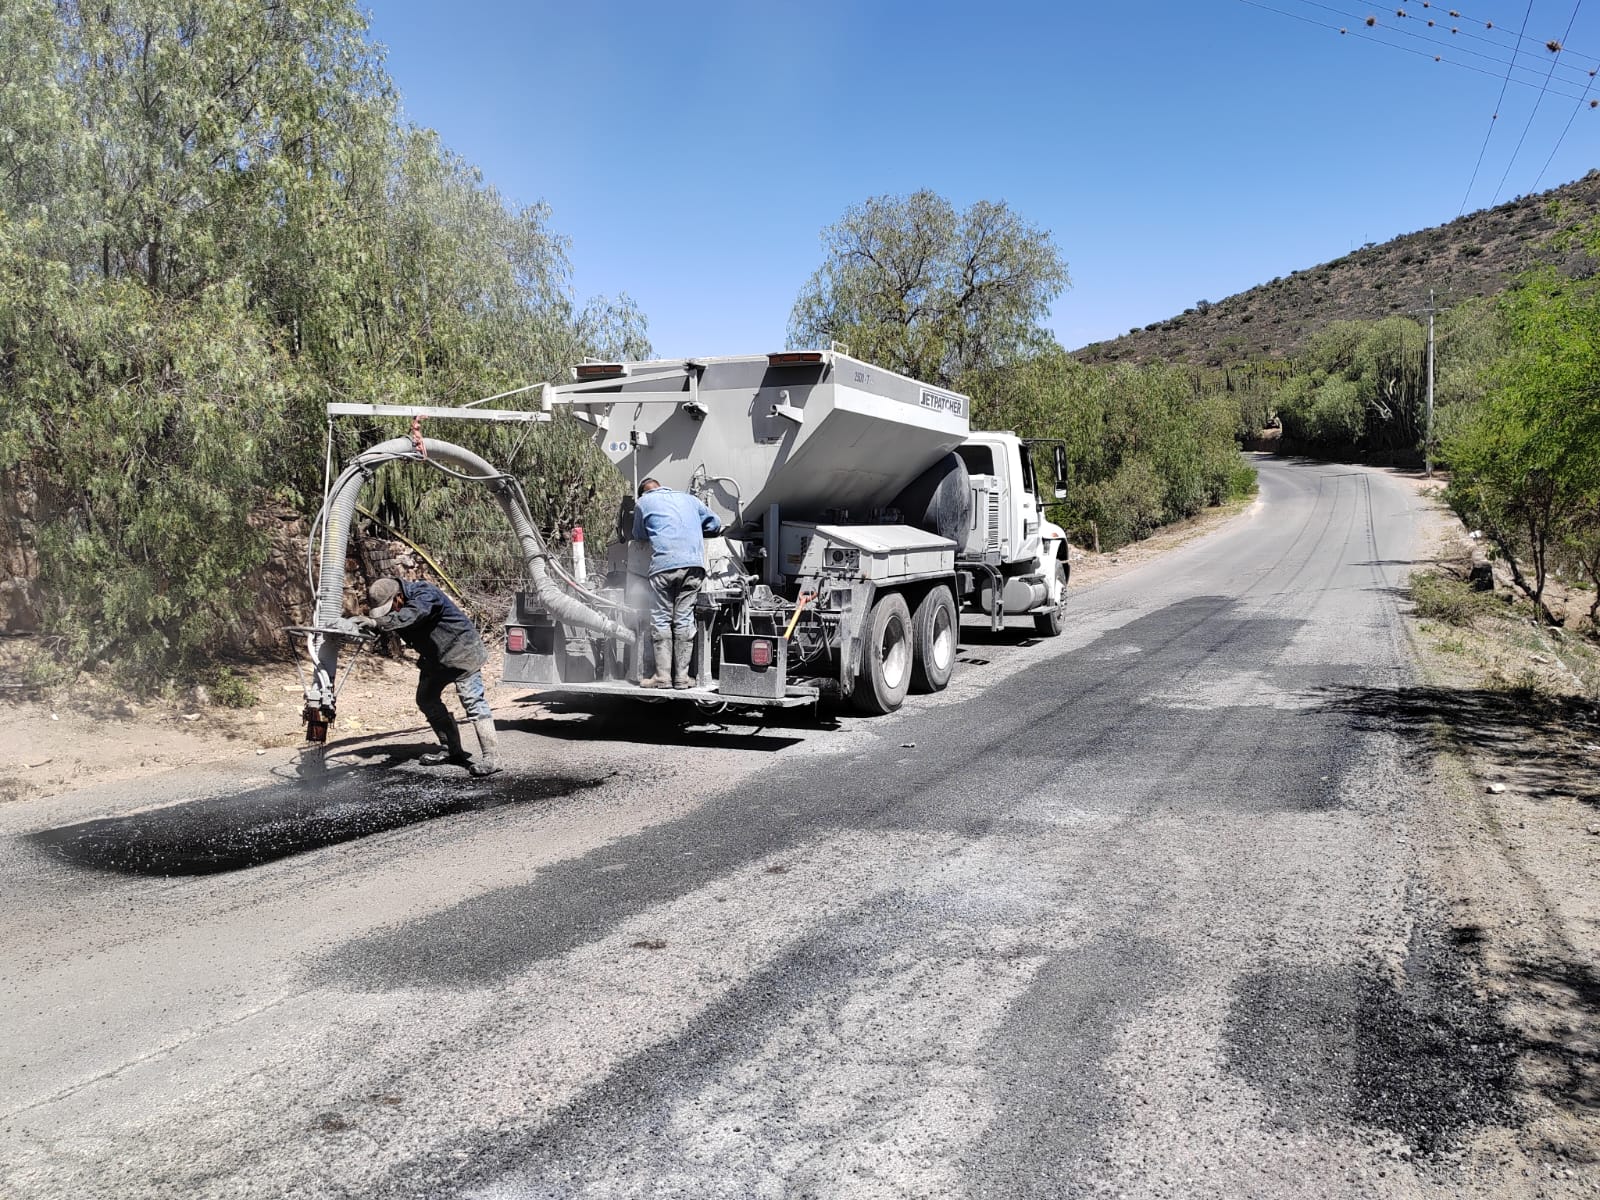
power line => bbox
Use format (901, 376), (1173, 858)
(1533, 53), (1600, 188)
(1492, 1), (1583, 204)
(1285, 0), (1597, 85)
(1428, 2), (1599, 67)
(1237, 0), (1599, 198)
(1235, 0), (1599, 100)
(1458, 0), (1536, 216)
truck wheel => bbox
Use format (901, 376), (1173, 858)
(1033, 562), (1069, 637)
(852, 593), (913, 714)
(910, 585), (957, 693)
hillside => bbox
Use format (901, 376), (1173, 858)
(1074, 171), (1600, 367)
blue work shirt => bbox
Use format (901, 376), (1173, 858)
(372, 580), (487, 672)
(632, 487), (723, 576)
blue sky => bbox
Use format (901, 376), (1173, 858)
(370, 0), (1599, 357)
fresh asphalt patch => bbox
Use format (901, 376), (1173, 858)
(1224, 916), (1520, 1155)
(25, 763), (617, 876)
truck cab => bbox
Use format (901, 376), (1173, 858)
(955, 432), (1070, 635)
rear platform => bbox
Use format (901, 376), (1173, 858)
(512, 679), (820, 708)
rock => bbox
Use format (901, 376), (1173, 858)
(1486, 782), (1507, 794)
(1587, 824), (1600, 836)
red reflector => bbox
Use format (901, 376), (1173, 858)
(768, 351), (824, 366)
(506, 628), (527, 653)
(575, 362), (626, 378)
(750, 639), (773, 668)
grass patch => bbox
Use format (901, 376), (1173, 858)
(1481, 665), (1553, 701)
(209, 667), (259, 710)
(1410, 572), (1497, 626)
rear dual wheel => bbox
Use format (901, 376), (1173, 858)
(911, 586), (957, 693)
(852, 593), (913, 714)
(853, 586), (958, 714)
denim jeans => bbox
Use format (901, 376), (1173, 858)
(649, 566), (704, 634)
(416, 662), (492, 727)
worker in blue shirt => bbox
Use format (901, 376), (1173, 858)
(632, 478), (722, 689)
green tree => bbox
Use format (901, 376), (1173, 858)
(0, 0), (649, 680)
(964, 348), (1255, 551)
(1273, 318), (1428, 456)
(0, 0), (388, 295)
(1445, 227), (1600, 621)
(0, 226), (293, 674)
(789, 190), (1069, 386)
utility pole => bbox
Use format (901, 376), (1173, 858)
(1424, 289), (1436, 478)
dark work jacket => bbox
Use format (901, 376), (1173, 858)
(372, 580), (487, 672)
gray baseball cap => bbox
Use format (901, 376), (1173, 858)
(367, 577), (401, 618)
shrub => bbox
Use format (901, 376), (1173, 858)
(209, 668), (259, 709)
(1481, 665), (1551, 699)
(1410, 571), (1495, 625)
(1225, 463), (1259, 499)
(1083, 457), (1167, 546)
(963, 351), (1259, 550)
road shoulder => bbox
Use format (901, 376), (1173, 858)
(1397, 480), (1600, 1179)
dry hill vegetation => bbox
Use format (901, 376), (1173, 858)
(1077, 172), (1600, 368)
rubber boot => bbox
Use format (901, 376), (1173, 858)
(672, 633), (696, 690)
(639, 632), (673, 688)
(468, 718), (502, 777)
(419, 719), (469, 766)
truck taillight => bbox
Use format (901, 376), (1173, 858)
(750, 639), (773, 668)
(768, 351), (824, 366)
(506, 628), (527, 653)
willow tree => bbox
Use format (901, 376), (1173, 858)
(0, 0), (649, 679)
(788, 190), (1069, 386)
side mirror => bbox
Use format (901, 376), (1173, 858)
(1052, 444), (1069, 500)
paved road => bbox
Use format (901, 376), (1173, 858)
(1, 459), (1535, 1198)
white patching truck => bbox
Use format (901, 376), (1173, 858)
(500, 350), (1071, 714)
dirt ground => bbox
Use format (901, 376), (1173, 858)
(0, 497), (1254, 807)
(1386, 471), (1600, 1173)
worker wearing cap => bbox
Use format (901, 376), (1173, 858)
(632, 478), (722, 689)
(356, 576), (500, 775)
